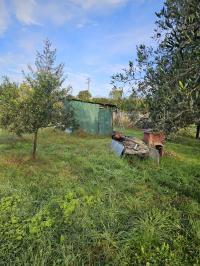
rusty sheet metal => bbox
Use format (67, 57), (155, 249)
(143, 130), (165, 157)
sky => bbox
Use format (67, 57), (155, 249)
(0, 0), (164, 97)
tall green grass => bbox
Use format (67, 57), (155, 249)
(0, 128), (199, 265)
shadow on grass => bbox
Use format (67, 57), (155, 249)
(156, 178), (200, 203)
(0, 135), (32, 146)
(150, 158), (200, 203)
(168, 135), (200, 149)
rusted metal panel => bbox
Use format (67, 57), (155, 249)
(143, 131), (165, 156)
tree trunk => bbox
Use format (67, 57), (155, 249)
(196, 124), (200, 139)
(32, 130), (38, 159)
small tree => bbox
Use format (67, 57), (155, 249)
(109, 87), (123, 101)
(24, 39), (76, 158)
(0, 40), (75, 159)
(77, 90), (92, 101)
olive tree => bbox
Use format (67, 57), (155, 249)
(0, 40), (75, 159)
(112, 0), (200, 136)
(0, 77), (23, 136)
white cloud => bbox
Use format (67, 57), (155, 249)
(71, 0), (128, 10)
(0, 52), (29, 83)
(37, 1), (73, 25)
(0, 0), (9, 35)
(65, 70), (90, 95)
(13, 0), (37, 25)
(17, 32), (44, 54)
(103, 25), (155, 55)
(35, 0), (129, 26)
(0, 0), (131, 34)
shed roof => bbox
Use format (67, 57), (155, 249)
(66, 98), (117, 109)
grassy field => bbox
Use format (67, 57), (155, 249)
(0, 128), (199, 265)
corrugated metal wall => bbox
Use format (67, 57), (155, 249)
(98, 107), (113, 135)
(65, 100), (113, 135)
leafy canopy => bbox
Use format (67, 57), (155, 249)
(112, 0), (200, 134)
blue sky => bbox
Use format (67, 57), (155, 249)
(0, 0), (164, 97)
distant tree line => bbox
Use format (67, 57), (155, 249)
(76, 86), (147, 115)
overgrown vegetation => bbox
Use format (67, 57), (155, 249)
(0, 128), (199, 265)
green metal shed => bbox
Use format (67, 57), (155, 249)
(64, 99), (117, 135)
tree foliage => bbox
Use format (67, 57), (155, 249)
(0, 40), (75, 158)
(77, 90), (92, 101)
(0, 78), (23, 136)
(109, 87), (123, 101)
(112, 0), (200, 135)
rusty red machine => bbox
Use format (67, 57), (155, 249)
(143, 130), (165, 157)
